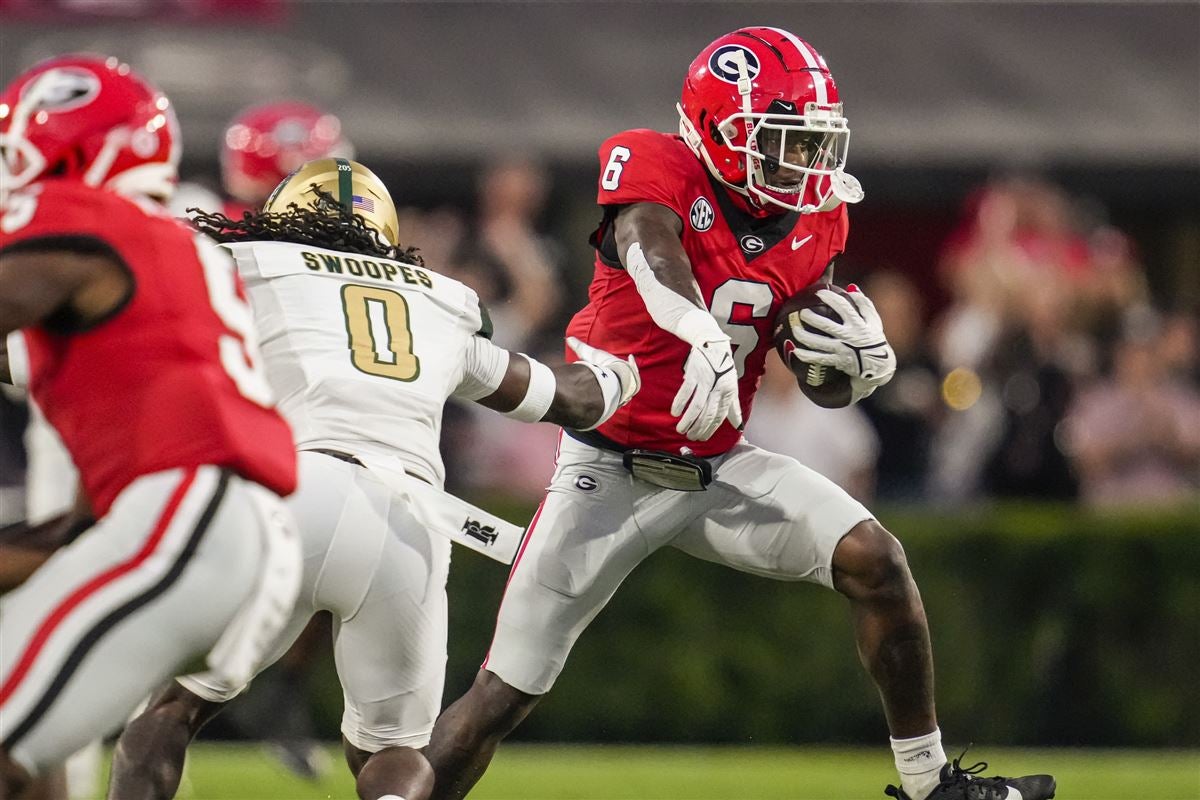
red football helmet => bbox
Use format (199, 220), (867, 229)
(678, 27), (863, 214)
(221, 101), (353, 206)
(0, 54), (180, 202)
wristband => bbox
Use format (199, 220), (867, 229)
(5, 332), (29, 388)
(572, 361), (624, 431)
(506, 355), (556, 422)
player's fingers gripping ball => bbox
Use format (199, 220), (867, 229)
(774, 283), (896, 408)
(774, 284), (855, 408)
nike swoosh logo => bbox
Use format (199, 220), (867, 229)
(791, 234), (814, 251)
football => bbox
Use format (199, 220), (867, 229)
(773, 283), (855, 409)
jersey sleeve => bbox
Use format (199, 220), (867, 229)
(595, 129), (692, 217)
(0, 183), (127, 257)
(457, 284), (493, 339)
(823, 203), (850, 265)
(450, 283), (507, 399)
(0, 183), (140, 334)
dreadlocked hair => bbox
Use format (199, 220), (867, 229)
(189, 185), (423, 266)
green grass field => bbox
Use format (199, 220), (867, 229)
(129, 743), (1200, 800)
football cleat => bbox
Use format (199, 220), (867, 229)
(884, 751), (1056, 800)
(265, 737), (330, 782)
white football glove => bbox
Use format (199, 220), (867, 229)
(566, 336), (641, 407)
(670, 336), (742, 441)
(792, 287), (897, 404)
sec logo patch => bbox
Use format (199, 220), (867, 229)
(689, 197), (714, 232)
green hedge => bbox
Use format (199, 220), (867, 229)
(307, 502), (1199, 747)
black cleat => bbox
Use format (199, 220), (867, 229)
(884, 750), (1056, 800)
(265, 737), (330, 781)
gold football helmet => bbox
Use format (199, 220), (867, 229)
(263, 157), (399, 245)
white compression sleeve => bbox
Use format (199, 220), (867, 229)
(624, 242), (727, 348)
(5, 332), (29, 388)
(506, 355), (556, 422)
(454, 335), (511, 401)
(571, 361), (625, 431)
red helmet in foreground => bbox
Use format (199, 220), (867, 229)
(678, 27), (863, 214)
(221, 101), (353, 206)
(0, 54), (180, 202)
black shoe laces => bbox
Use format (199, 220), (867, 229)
(883, 746), (1013, 800)
(943, 747), (1012, 798)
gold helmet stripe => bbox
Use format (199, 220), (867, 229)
(335, 157), (353, 212)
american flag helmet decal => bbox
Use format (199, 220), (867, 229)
(264, 157), (399, 246)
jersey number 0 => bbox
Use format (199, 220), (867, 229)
(341, 284), (421, 381)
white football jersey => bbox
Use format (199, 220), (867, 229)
(226, 241), (490, 488)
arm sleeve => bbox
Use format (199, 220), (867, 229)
(453, 335), (511, 401)
(5, 331), (29, 388)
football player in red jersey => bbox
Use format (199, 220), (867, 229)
(425, 28), (1056, 800)
(0, 55), (302, 796)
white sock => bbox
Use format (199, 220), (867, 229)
(891, 728), (947, 800)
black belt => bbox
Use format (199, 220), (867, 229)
(564, 428), (631, 454)
(305, 448), (432, 485)
(308, 448), (363, 466)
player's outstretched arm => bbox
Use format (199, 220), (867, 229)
(613, 202), (741, 441)
(455, 336), (639, 431)
(613, 202), (702, 306)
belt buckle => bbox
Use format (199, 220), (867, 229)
(622, 449), (712, 491)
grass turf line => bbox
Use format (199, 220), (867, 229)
(103, 743), (1200, 799)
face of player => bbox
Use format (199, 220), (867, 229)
(755, 124), (832, 192)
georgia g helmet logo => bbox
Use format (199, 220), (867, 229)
(18, 67), (101, 113)
(708, 44), (760, 84)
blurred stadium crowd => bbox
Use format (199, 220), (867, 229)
(1, 152), (1198, 518)
(1, 2), (1196, 524)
